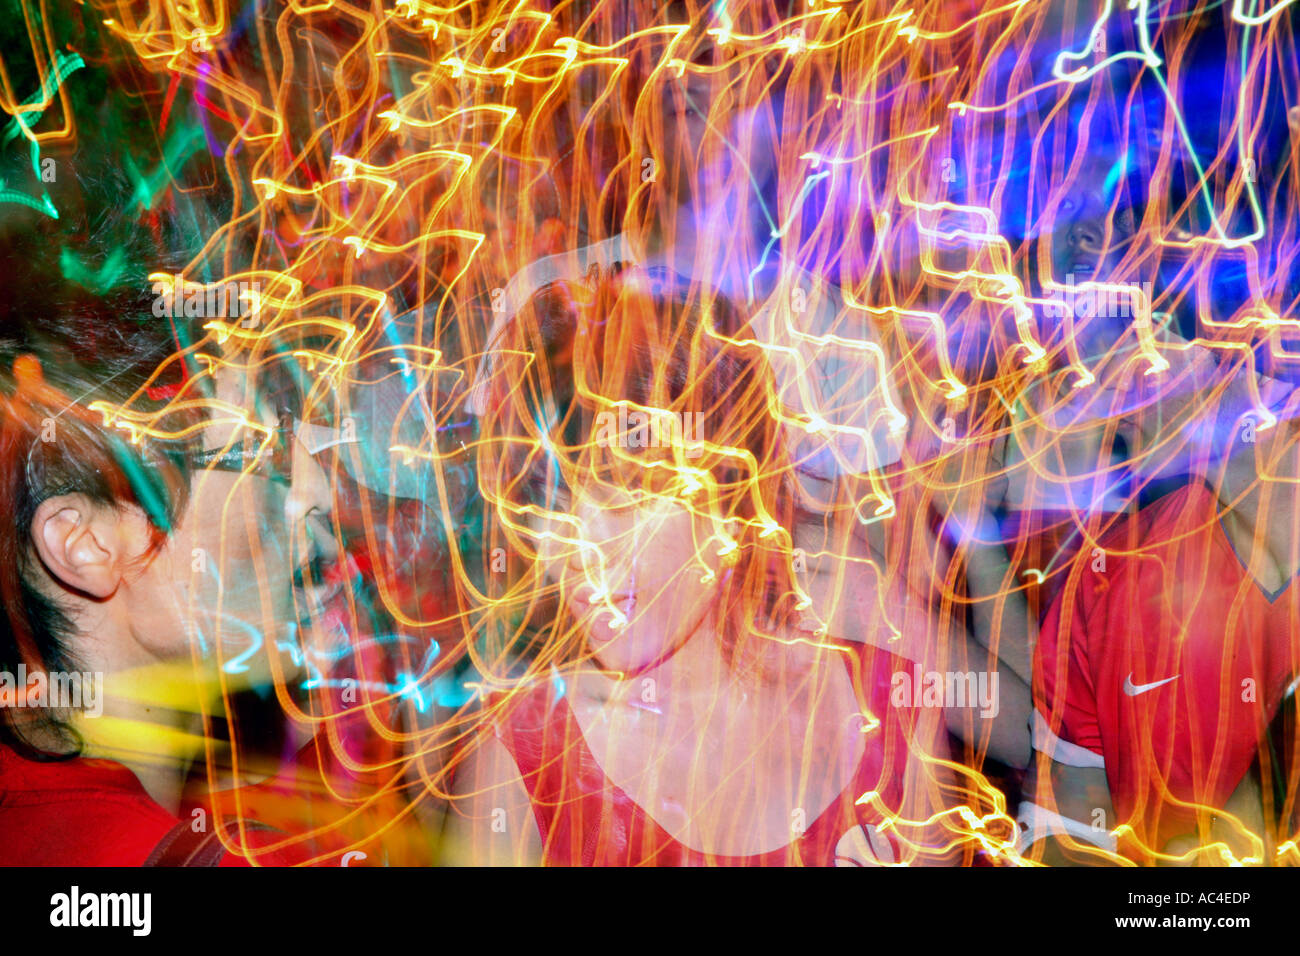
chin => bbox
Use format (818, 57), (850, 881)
(582, 612), (638, 653)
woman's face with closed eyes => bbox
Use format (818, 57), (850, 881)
(523, 456), (727, 676)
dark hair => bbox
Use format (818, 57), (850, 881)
(478, 264), (802, 679)
(0, 91), (227, 758)
(0, 313), (198, 757)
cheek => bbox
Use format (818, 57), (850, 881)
(181, 480), (295, 618)
(528, 523), (573, 586)
(629, 515), (717, 602)
(1050, 229), (1075, 262)
(204, 480), (287, 554)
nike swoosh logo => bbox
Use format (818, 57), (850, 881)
(1123, 673), (1180, 697)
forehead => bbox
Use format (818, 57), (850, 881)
(639, 26), (719, 85)
(208, 359), (285, 412)
(1057, 152), (1122, 191)
(205, 338), (324, 409)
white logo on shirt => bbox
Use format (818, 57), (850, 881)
(1123, 673), (1180, 697)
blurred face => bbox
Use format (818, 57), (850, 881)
(653, 54), (777, 222)
(130, 361), (338, 692)
(1040, 134), (1166, 375)
(1050, 151), (1141, 287)
(997, 145), (1156, 514)
(660, 68), (714, 203)
(525, 459), (727, 675)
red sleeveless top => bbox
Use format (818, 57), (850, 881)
(492, 641), (921, 865)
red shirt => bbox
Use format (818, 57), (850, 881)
(0, 744), (271, 866)
(492, 641), (918, 866)
(0, 742), (374, 866)
(1034, 482), (1299, 859)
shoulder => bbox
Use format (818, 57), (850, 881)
(0, 749), (178, 865)
(1076, 483), (1227, 600)
(68, 794), (178, 865)
(782, 636), (915, 737)
(486, 664), (583, 735)
(815, 634), (909, 688)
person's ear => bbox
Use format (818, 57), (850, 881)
(30, 495), (124, 599)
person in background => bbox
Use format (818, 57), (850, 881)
(1020, 333), (1300, 865)
(445, 266), (1031, 865)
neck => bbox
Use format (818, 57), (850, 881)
(642, 200), (756, 301)
(68, 624), (206, 815)
(594, 604), (757, 727)
(1219, 472), (1300, 598)
(643, 206), (698, 271)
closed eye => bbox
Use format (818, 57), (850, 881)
(525, 469), (570, 503)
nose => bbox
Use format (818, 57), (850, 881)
(565, 512), (610, 581)
(286, 425), (340, 565)
(1067, 216), (1105, 254)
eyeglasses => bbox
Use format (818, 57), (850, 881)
(186, 411), (296, 486)
(153, 410), (296, 487)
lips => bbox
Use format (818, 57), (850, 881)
(567, 584), (636, 620)
(296, 555), (355, 621)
